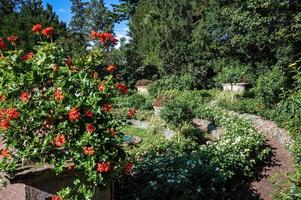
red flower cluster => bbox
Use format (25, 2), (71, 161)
(0, 38), (6, 49)
(86, 123), (95, 134)
(0, 119), (10, 130)
(102, 104), (112, 113)
(7, 36), (18, 45)
(106, 64), (116, 73)
(90, 31), (99, 39)
(109, 128), (116, 137)
(98, 83), (106, 92)
(65, 56), (72, 67)
(54, 134), (66, 147)
(20, 92), (30, 103)
(98, 32), (117, 45)
(84, 146), (95, 156)
(6, 108), (20, 120)
(116, 83), (128, 94)
(0, 108), (20, 130)
(97, 161), (111, 173)
(32, 24), (42, 33)
(1, 148), (10, 158)
(42, 27), (54, 38)
(128, 108), (137, 118)
(90, 31), (117, 46)
(68, 107), (80, 121)
(54, 89), (64, 101)
(85, 110), (94, 118)
(124, 162), (134, 174)
(0, 94), (6, 102)
(22, 52), (33, 61)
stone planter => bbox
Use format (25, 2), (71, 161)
(136, 86), (149, 95)
(153, 106), (164, 116)
(0, 164), (112, 200)
(222, 83), (248, 93)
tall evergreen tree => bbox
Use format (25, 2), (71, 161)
(70, 0), (89, 42)
(0, 0), (69, 51)
(86, 0), (114, 32)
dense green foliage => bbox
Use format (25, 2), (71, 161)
(124, 0), (301, 90)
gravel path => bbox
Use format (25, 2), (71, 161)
(233, 112), (295, 199)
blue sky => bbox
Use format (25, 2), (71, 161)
(43, 0), (129, 42)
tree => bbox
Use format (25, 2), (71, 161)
(86, 0), (114, 32)
(0, 0), (69, 52)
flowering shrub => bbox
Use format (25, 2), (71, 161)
(0, 25), (130, 199)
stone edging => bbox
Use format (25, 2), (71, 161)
(228, 111), (293, 150)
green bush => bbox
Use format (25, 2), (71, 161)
(112, 108), (153, 121)
(116, 93), (153, 110)
(148, 73), (198, 97)
(255, 68), (286, 106)
(214, 64), (253, 84)
(160, 91), (208, 126)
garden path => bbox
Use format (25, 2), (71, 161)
(193, 111), (295, 200)
(233, 112), (295, 200)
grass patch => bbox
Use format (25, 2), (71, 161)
(121, 126), (166, 153)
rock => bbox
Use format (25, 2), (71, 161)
(0, 183), (52, 200)
(192, 118), (225, 140)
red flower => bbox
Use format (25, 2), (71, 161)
(98, 32), (117, 46)
(65, 56), (72, 66)
(0, 38), (6, 50)
(127, 108), (137, 118)
(32, 24), (42, 33)
(54, 89), (64, 101)
(68, 107), (80, 121)
(54, 134), (66, 147)
(86, 123), (95, 134)
(109, 128), (117, 137)
(51, 195), (62, 200)
(97, 161), (111, 173)
(90, 31), (99, 40)
(85, 110), (94, 118)
(0, 94), (6, 102)
(106, 64), (116, 73)
(22, 52), (33, 61)
(0, 119), (10, 130)
(116, 83), (128, 94)
(124, 162), (134, 174)
(1, 148), (10, 158)
(98, 83), (106, 92)
(42, 27), (54, 38)
(6, 108), (20, 120)
(84, 146), (95, 156)
(7, 36), (18, 45)
(20, 92), (30, 103)
(102, 104), (112, 113)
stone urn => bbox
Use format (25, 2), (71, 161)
(0, 164), (112, 200)
(136, 85), (149, 95)
(222, 83), (248, 93)
(135, 79), (152, 95)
